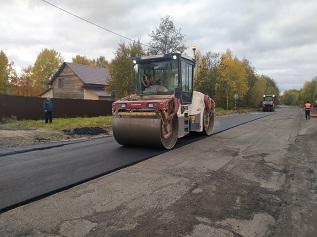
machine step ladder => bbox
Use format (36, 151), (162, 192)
(184, 112), (189, 134)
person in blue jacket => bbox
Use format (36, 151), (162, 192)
(43, 97), (54, 123)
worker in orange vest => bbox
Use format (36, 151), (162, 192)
(304, 101), (312, 119)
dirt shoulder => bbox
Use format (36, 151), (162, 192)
(0, 126), (113, 148)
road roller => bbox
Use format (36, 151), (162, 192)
(112, 52), (215, 149)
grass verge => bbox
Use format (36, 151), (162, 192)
(0, 116), (113, 130)
(0, 108), (258, 130)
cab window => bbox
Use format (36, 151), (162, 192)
(181, 61), (193, 104)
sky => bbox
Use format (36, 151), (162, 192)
(1, 0), (317, 94)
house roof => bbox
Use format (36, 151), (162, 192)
(38, 88), (52, 96)
(49, 62), (110, 86)
(85, 88), (111, 97)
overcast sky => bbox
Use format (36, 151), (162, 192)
(1, 0), (316, 93)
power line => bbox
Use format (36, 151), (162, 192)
(41, 0), (139, 43)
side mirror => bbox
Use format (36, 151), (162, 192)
(110, 90), (116, 101)
(174, 87), (182, 98)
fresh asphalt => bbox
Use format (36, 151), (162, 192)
(0, 112), (272, 213)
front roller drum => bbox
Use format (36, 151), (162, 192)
(113, 116), (178, 149)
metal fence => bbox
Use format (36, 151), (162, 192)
(0, 95), (113, 121)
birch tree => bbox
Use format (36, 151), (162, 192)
(148, 15), (187, 55)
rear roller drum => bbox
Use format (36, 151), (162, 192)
(203, 109), (214, 135)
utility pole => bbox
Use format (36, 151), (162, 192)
(225, 85), (229, 110)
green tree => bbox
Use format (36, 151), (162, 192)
(260, 75), (280, 105)
(0, 50), (15, 94)
(72, 55), (95, 66)
(250, 76), (267, 108)
(242, 59), (257, 107)
(107, 40), (144, 98)
(299, 78), (317, 105)
(264, 76), (280, 96)
(10, 66), (36, 96)
(95, 56), (109, 68)
(194, 51), (220, 98)
(282, 89), (300, 105)
(33, 49), (64, 94)
(148, 15), (187, 54)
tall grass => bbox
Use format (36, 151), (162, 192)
(215, 108), (258, 116)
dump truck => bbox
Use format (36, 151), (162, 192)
(111, 50), (215, 149)
(262, 94), (275, 112)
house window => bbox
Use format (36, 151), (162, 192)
(58, 78), (64, 88)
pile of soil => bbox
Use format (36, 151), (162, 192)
(0, 126), (112, 148)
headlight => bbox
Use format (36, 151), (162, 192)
(148, 103), (155, 108)
(120, 103), (127, 108)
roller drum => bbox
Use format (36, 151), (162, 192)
(113, 117), (165, 148)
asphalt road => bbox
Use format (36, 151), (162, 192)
(0, 112), (271, 213)
(1, 106), (317, 237)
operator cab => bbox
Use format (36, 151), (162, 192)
(263, 95), (275, 102)
(133, 53), (195, 104)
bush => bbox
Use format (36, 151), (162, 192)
(0, 116), (17, 124)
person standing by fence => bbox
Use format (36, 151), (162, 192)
(304, 101), (312, 120)
(43, 97), (54, 123)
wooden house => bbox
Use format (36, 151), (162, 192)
(40, 62), (111, 100)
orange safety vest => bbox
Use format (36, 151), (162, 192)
(305, 103), (312, 110)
